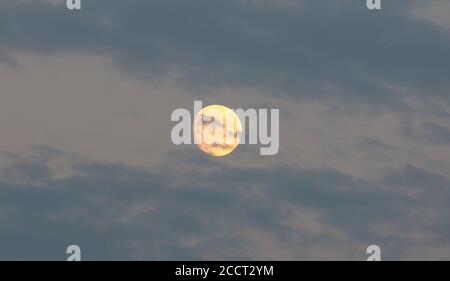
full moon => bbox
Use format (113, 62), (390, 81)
(193, 105), (242, 157)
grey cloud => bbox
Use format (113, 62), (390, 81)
(0, 50), (19, 68)
(1, 1), (450, 104)
(0, 148), (449, 260)
(0, 146), (61, 184)
(1, 0), (450, 261)
(402, 120), (450, 144)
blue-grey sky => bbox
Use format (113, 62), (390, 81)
(0, 0), (450, 260)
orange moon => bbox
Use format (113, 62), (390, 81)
(193, 105), (242, 157)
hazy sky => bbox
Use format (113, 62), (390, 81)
(0, 0), (450, 260)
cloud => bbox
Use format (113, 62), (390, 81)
(1, 0), (450, 104)
(402, 120), (450, 144)
(0, 51), (19, 68)
(0, 147), (449, 260)
(1, 1), (450, 261)
(411, 0), (450, 30)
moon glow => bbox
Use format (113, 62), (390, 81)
(193, 105), (242, 157)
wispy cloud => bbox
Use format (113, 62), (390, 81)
(1, 1), (450, 104)
(0, 148), (449, 260)
(1, 1), (450, 260)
